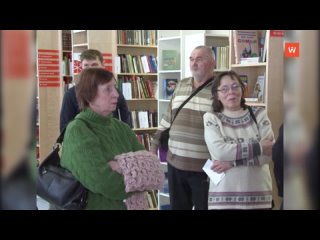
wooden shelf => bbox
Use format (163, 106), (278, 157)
(132, 127), (158, 132)
(231, 62), (267, 68)
(117, 44), (157, 49)
(117, 73), (157, 76)
(127, 98), (157, 101)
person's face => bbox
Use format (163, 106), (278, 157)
(189, 49), (214, 79)
(81, 57), (104, 69)
(217, 76), (242, 111)
(89, 79), (119, 117)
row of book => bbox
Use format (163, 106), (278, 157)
(117, 30), (157, 46)
(146, 191), (158, 209)
(240, 73), (265, 102)
(136, 133), (152, 151)
(116, 54), (157, 74)
(118, 76), (156, 99)
(130, 110), (158, 129)
(62, 30), (72, 51)
(212, 46), (229, 70)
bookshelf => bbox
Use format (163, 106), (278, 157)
(115, 30), (158, 153)
(230, 30), (284, 209)
(114, 30), (159, 210)
(157, 30), (182, 210)
(230, 30), (284, 137)
(156, 30), (229, 210)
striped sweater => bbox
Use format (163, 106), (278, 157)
(151, 77), (213, 172)
(204, 107), (274, 209)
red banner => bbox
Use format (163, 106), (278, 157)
(2, 30), (32, 79)
(270, 30), (284, 37)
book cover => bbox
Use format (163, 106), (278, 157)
(252, 74), (265, 102)
(165, 78), (178, 100)
(239, 75), (249, 98)
(122, 82), (132, 100)
(162, 50), (179, 70)
(233, 30), (259, 64)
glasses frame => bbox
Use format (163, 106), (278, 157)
(217, 84), (241, 94)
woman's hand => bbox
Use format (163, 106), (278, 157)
(260, 136), (274, 156)
(211, 160), (233, 173)
(108, 161), (122, 174)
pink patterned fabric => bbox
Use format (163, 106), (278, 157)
(115, 150), (165, 192)
(114, 150), (165, 210)
(125, 192), (149, 210)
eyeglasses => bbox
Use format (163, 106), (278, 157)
(217, 84), (241, 94)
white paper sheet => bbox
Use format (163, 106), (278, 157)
(202, 159), (225, 185)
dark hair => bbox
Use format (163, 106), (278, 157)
(211, 70), (246, 112)
(76, 68), (115, 110)
(80, 49), (103, 64)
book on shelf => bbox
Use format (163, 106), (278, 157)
(138, 111), (149, 128)
(162, 50), (179, 70)
(239, 75), (249, 98)
(146, 192), (155, 209)
(259, 30), (267, 62)
(233, 30), (259, 64)
(164, 78), (178, 100)
(115, 55), (121, 73)
(240, 57), (260, 64)
(122, 82), (132, 100)
(149, 191), (158, 208)
(245, 97), (258, 102)
(252, 74), (265, 102)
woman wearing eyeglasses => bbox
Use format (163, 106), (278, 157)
(203, 71), (275, 210)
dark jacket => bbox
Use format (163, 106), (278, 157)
(272, 124), (283, 197)
(305, 127), (319, 209)
(60, 86), (132, 132)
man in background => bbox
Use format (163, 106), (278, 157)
(60, 49), (131, 132)
(151, 46), (215, 210)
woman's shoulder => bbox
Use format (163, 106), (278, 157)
(204, 111), (219, 120)
(250, 106), (266, 118)
(66, 116), (90, 133)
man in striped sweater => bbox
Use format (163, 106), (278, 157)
(151, 46), (215, 210)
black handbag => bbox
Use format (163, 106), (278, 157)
(159, 128), (170, 151)
(159, 77), (215, 151)
(36, 127), (88, 210)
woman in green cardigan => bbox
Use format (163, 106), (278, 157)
(61, 68), (145, 210)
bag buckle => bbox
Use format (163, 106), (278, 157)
(53, 143), (62, 150)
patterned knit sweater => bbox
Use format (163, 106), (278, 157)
(61, 108), (144, 210)
(151, 77), (213, 172)
(203, 107), (274, 209)
(115, 150), (165, 210)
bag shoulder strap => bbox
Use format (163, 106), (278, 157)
(56, 118), (87, 144)
(171, 77), (214, 124)
(247, 105), (258, 127)
(56, 127), (67, 144)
